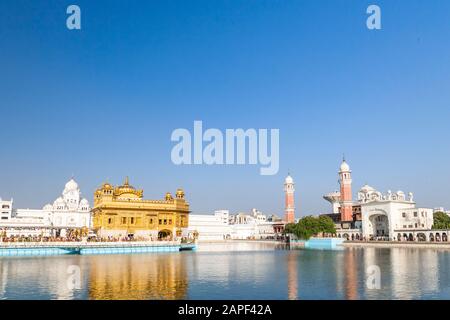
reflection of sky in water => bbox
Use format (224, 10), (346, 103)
(0, 243), (449, 300)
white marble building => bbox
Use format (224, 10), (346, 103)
(188, 211), (232, 241)
(0, 198), (13, 221)
(0, 178), (91, 237)
(323, 159), (436, 241)
(189, 209), (284, 241)
(358, 185), (433, 240)
(230, 209), (283, 240)
(434, 207), (450, 215)
(42, 178), (91, 230)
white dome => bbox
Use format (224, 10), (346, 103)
(80, 198), (89, 205)
(53, 197), (65, 206)
(340, 160), (350, 172)
(360, 184), (375, 193)
(285, 175), (294, 184)
(64, 178), (79, 192)
(43, 204), (52, 211)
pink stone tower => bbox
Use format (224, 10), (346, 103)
(284, 174), (295, 223)
(339, 158), (353, 222)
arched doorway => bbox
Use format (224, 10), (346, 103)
(397, 233), (402, 241)
(369, 214), (389, 238)
(158, 229), (172, 240)
(343, 233), (349, 240)
(436, 233), (441, 242)
(408, 233), (414, 241)
(417, 233), (426, 242)
(429, 234), (435, 242)
(443, 233), (448, 242)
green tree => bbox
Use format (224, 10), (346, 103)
(295, 216), (316, 240)
(283, 223), (297, 235)
(318, 215), (337, 235)
(288, 215), (336, 240)
(433, 212), (450, 229)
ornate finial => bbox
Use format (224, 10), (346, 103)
(176, 188), (185, 199)
(342, 153), (346, 162)
(165, 192), (173, 201)
(124, 176), (129, 186)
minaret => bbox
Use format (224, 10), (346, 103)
(284, 174), (295, 223)
(339, 158), (353, 222)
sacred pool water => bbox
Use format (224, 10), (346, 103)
(0, 242), (449, 300)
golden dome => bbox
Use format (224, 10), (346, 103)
(114, 177), (143, 198)
(118, 176), (135, 190)
(102, 182), (113, 190)
(165, 192), (173, 201)
(97, 182), (114, 196)
(176, 189), (185, 199)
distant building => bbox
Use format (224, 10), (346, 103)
(188, 210), (231, 241)
(229, 209), (284, 240)
(41, 178), (91, 231)
(0, 178), (91, 237)
(189, 209), (284, 241)
(322, 159), (434, 241)
(0, 198), (13, 221)
(214, 209), (230, 225)
(358, 186), (433, 240)
(433, 207), (450, 215)
(267, 214), (283, 222)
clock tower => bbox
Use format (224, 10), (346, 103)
(284, 174), (295, 223)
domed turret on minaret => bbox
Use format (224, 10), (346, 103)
(339, 157), (353, 222)
(284, 174), (295, 223)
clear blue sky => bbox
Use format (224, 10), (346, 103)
(1, 0), (449, 216)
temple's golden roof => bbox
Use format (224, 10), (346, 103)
(114, 177), (143, 198)
(176, 188), (185, 199)
(94, 178), (188, 207)
(104, 183), (113, 189)
(165, 192), (173, 201)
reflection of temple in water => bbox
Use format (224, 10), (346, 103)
(390, 248), (439, 299)
(0, 257), (86, 299)
(88, 254), (188, 300)
(362, 247), (380, 299)
(362, 247), (440, 299)
(0, 262), (8, 297)
(286, 252), (298, 300)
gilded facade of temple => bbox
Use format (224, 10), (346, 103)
(92, 178), (189, 240)
(88, 254), (188, 299)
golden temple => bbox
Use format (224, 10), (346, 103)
(92, 177), (189, 240)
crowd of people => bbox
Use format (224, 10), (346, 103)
(1, 235), (83, 243)
(88, 236), (160, 242)
(0, 231), (187, 243)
